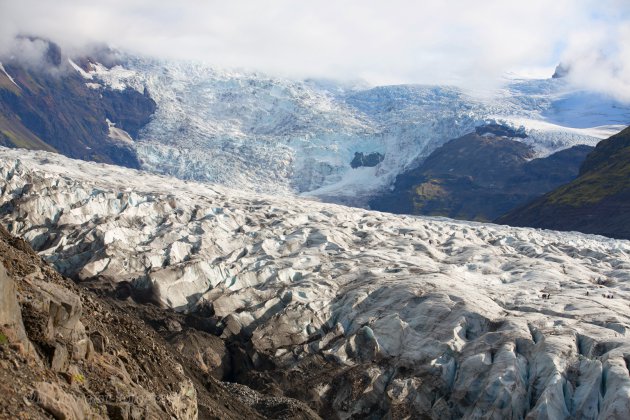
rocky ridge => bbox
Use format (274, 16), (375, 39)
(0, 148), (629, 418)
(0, 224), (199, 419)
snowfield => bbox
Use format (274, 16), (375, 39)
(74, 58), (630, 206)
(1, 148), (629, 418)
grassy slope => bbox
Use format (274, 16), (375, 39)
(0, 71), (57, 152)
(496, 127), (630, 239)
(546, 127), (630, 206)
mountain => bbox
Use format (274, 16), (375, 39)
(498, 126), (630, 239)
(0, 37), (156, 168)
(1, 147), (629, 418)
(1, 37), (630, 216)
(1, 38), (629, 207)
(48, 50), (629, 205)
(369, 131), (593, 221)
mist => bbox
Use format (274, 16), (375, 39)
(1, 0), (629, 100)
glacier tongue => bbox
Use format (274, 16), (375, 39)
(1, 147), (629, 418)
(77, 58), (630, 205)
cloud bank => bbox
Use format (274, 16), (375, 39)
(1, 0), (629, 100)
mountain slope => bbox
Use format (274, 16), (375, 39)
(497, 126), (630, 239)
(1, 147), (629, 418)
(0, 38), (156, 168)
(369, 132), (593, 220)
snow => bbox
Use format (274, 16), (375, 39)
(68, 57), (144, 92)
(0, 147), (629, 417)
(0, 62), (21, 90)
(67, 58), (93, 79)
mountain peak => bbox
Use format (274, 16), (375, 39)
(551, 62), (570, 79)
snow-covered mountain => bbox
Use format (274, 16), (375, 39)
(72, 57), (630, 205)
(1, 147), (629, 418)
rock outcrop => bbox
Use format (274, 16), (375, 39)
(1, 147), (629, 418)
(0, 224), (200, 418)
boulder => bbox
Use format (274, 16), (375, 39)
(0, 264), (38, 360)
(34, 382), (97, 420)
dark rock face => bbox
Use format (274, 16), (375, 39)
(101, 88), (156, 139)
(497, 126), (630, 239)
(475, 123), (527, 138)
(552, 63), (570, 79)
(369, 133), (592, 221)
(350, 151), (384, 168)
(0, 38), (155, 168)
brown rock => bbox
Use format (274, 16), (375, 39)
(106, 403), (130, 420)
(34, 381), (95, 420)
(0, 264), (39, 361)
(90, 331), (109, 353)
(35, 280), (83, 341)
(50, 342), (68, 372)
(165, 318), (182, 332)
(0, 264), (28, 344)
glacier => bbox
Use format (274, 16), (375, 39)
(1, 147), (629, 418)
(71, 58), (630, 206)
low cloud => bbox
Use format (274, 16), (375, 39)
(1, 0), (629, 100)
(560, 22), (630, 102)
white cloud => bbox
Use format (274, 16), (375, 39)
(1, 0), (629, 99)
(560, 20), (630, 102)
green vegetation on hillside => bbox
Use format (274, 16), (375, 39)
(497, 126), (630, 239)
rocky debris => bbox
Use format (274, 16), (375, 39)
(0, 223), (317, 419)
(0, 223), (199, 419)
(169, 329), (231, 380)
(1, 148), (630, 418)
(222, 382), (320, 420)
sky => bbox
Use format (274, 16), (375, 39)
(1, 0), (630, 100)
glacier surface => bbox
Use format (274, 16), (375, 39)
(0, 148), (629, 418)
(73, 59), (630, 205)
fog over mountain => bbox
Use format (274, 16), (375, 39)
(1, 0), (630, 100)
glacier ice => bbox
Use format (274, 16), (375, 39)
(0, 148), (629, 418)
(74, 58), (630, 206)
